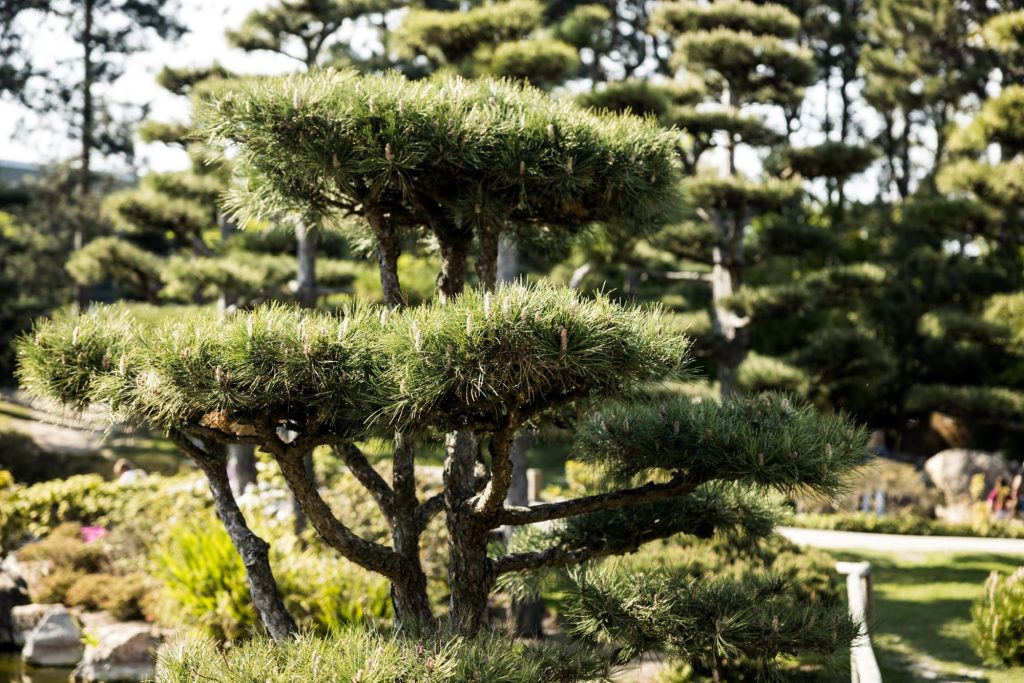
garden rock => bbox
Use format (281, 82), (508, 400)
(72, 622), (164, 682)
(22, 604), (83, 666)
(10, 603), (58, 647)
(924, 449), (1010, 506)
(0, 569), (30, 649)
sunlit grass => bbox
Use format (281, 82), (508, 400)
(832, 550), (1024, 683)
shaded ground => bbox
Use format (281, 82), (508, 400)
(0, 389), (184, 475)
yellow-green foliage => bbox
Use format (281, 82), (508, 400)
(972, 567), (1024, 666)
(0, 473), (210, 553)
(151, 514), (391, 641)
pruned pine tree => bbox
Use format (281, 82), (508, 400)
(228, 0), (402, 311)
(20, 74), (865, 677)
(893, 21), (1024, 441)
(201, 71), (683, 302)
(393, 0), (582, 88)
(0, 0), (187, 310)
(861, 0), (998, 198)
(636, 0), (813, 397)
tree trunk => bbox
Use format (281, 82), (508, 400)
(710, 214), (748, 398)
(366, 206), (404, 307)
(75, 0), (95, 313)
(290, 452), (314, 536)
(295, 221), (319, 309)
(227, 444), (258, 498)
(476, 223), (499, 292)
(497, 235), (519, 284)
(504, 432), (545, 636)
(390, 432), (432, 624)
(437, 238), (469, 303)
(443, 430), (493, 632)
(191, 445), (297, 641)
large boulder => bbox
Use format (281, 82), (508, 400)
(0, 569), (30, 649)
(924, 448), (1011, 506)
(9, 603), (60, 647)
(72, 622), (164, 682)
(22, 604), (83, 666)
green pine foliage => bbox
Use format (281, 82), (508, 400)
(16, 284), (687, 435)
(574, 393), (867, 491)
(198, 70), (683, 236)
(564, 567), (855, 680)
(155, 628), (612, 683)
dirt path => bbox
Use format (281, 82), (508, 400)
(779, 525), (1024, 555)
(0, 389), (108, 454)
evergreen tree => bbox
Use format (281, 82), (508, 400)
(19, 74), (866, 676)
(0, 0), (186, 309)
(860, 0), (998, 198)
(228, 0), (401, 310)
(645, 0), (815, 396)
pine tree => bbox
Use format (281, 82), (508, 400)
(227, 0), (402, 311)
(861, 0), (998, 198)
(0, 0), (187, 309)
(643, 0), (815, 396)
(18, 74), (866, 676)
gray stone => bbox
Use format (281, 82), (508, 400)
(0, 569), (29, 649)
(924, 448), (1011, 505)
(10, 603), (59, 647)
(71, 622), (164, 682)
(22, 605), (83, 666)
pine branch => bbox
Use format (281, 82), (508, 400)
(335, 442), (394, 519)
(275, 448), (402, 578)
(474, 417), (519, 517)
(498, 475), (699, 526)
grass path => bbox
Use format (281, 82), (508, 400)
(831, 550), (1023, 682)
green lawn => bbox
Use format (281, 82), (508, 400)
(832, 550), (1024, 682)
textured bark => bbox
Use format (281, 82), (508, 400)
(710, 213), (749, 398)
(437, 238), (469, 303)
(476, 223), (499, 292)
(277, 451), (401, 577)
(443, 430), (492, 631)
(366, 206), (404, 308)
(170, 433), (297, 641)
(498, 475), (698, 527)
(295, 221), (320, 309)
(390, 432), (432, 624)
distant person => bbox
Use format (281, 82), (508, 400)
(988, 476), (1010, 520)
(1012, 471), (1024, 520)
(113, 458), (146, 484)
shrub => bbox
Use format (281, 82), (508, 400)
(30, 566), (85, 604)
(15, 522), (107, 571)
(972, 567), (1024, 666)
(792, 512), (1024, 539)
(64, 572), (157, 621)
(0, 473), (210, 552)
(155, 628), (611, 683)
(151, 514), (392, 641)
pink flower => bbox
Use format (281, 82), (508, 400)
(81, 526), (108, 544)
